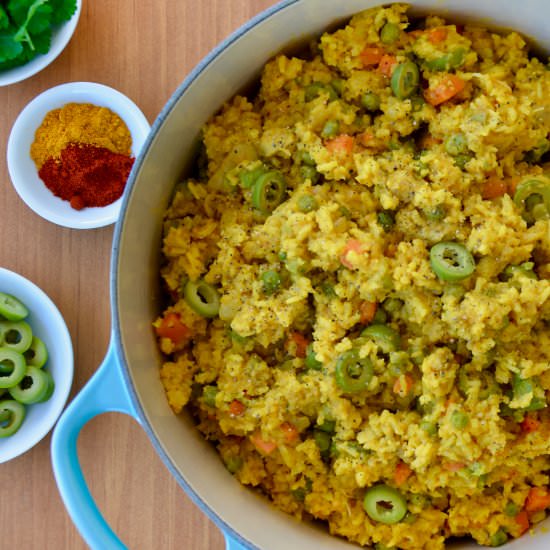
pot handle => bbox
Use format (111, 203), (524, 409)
(51, 339), (139, 550)
(224, 533), (250, 550)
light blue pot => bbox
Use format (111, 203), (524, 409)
(51, 1), (550, 549)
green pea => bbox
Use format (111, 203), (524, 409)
(380, 22), (400, 44)
(410, 95), (425, 112)
(424, 48), (466, 71)
(305, 82), (338, 102)
(321, 119), (340, 138)
(334, 349), (373, 392)
(489, 529), (508, 547)
(451, 410), (469, 429)
(444, 133), (468, 156)
(320, 281), (336, 297)
(251, 170), (287, 214)
(382, 297), (403, 314)
(454, 153), (472, 169)
(425, 204), (447, 221)
(377, 210), (395, 231)
(504, 502), (520, 517)
(305, 343), (322, 371)
(430, 242), (475, 282)
(183, 279), (220, 318)
(361, 324), (401, 353)
(420, 420), (438, 436)
(300, 151), (316, 166)
(363, 484), (407, 524)
(261, 270), (282, 295)
(300, 165), (319, 184)
(297, 195), (318, 212)
(225, 455), (243, 474)
(330, 78), (345, 96)
(361, 91), (381, 112)
(372, 308), (388, 325)
(391, 61), (419, 99)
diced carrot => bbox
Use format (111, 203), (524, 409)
(520, 414), (541, 434)
(445, 461), (466, 472)
(357, 131), (375, 147)
(525, 487), (550, 513)
(515, 510), (530, 535)
(378, 54), (398, 77)
(229, 399), (246, 418)
(393, 374), (414, 397)
(482, 177), (508, 199)
(340, 238), (364, 269)
(428, 27), (448, 44)
(288, 332), (309, 359)
(424, 74), (466, 106)
(394, 461), (413, 486)
(154, 312), (191, 346)
(250, 431), (277, 455)
(325, 134), (355, 155)
(359, 300), (378, 324)
(360, 46), (386, 66)
(280, 422), (299, 444)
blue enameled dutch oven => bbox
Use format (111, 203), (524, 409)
(51, 1), (550, 548)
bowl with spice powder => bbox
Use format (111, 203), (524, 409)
(7, 81), (150, 229)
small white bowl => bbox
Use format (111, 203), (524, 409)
(7, 82), (151, 229)
(0, 267), (73, 463)
(0, 0), (82, 87)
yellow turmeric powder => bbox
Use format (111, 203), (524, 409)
(31, 102), (133, 169)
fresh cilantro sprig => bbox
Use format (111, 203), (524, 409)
(0, 0), (77, 71)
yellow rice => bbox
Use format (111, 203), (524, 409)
(155, 4), (550, 548)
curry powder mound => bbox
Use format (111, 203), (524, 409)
(30, 102), (133, 169)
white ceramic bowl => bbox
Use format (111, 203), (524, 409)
(0, 0), (82, 87)
(0, 267), (73, 463)
(6, 81), (151, 229)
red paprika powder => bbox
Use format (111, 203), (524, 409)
(39, 143), (134, 210)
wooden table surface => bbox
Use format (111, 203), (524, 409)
(0, 1), (275, 548)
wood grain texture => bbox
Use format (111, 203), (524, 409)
(0, 1), (276, 548)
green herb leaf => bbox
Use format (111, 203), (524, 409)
(48, 0), (77, 24)
(0, 29), (23, 62)
(0, 7), (10, 30)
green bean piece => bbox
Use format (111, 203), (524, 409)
(8, 366), (50, 405)
(239, 164), (268, 189)
(313, 428), (332, 457)
(363, 484), (407, 524)
(0, 348), (26, 389)
(451, 410), (469, 429)
(513, 177), (550, 224)
(429, 242), (475, 282)
(251, 171), (287, 214)
(23, 336), (48, 368)
(425, 204), (447, 221)
(203, 385), (218, 407)
(361, 91), (381, 112)
(372, 307), (388, 325)
(300, 165), (319, 185)
(0, 321), (33, 353)
(305, 82), (338, 102)
(300, 151), (316, 166)
(391, 61), (419, 99)
(261, 270), (282, 295)
(183, 279), (220, 318)
(305, 343), (322, 371)
(361, 324), (401, 353)
(0, 292), (29, 321)
(380, 22), (400, 44)
(321, 119), (340, 138)
(0, 399), (25, 437)
(335, 349), (373, 392)
(489, 529), (508, 547)
(424, 48), (466, 71)
(330, 78), (344, 96)
(297, 195), (318, 212)
(377, 210), (395, 232)
(444, 133), (468, 156)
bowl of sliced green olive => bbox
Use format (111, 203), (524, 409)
(0, 268), (73, 463)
